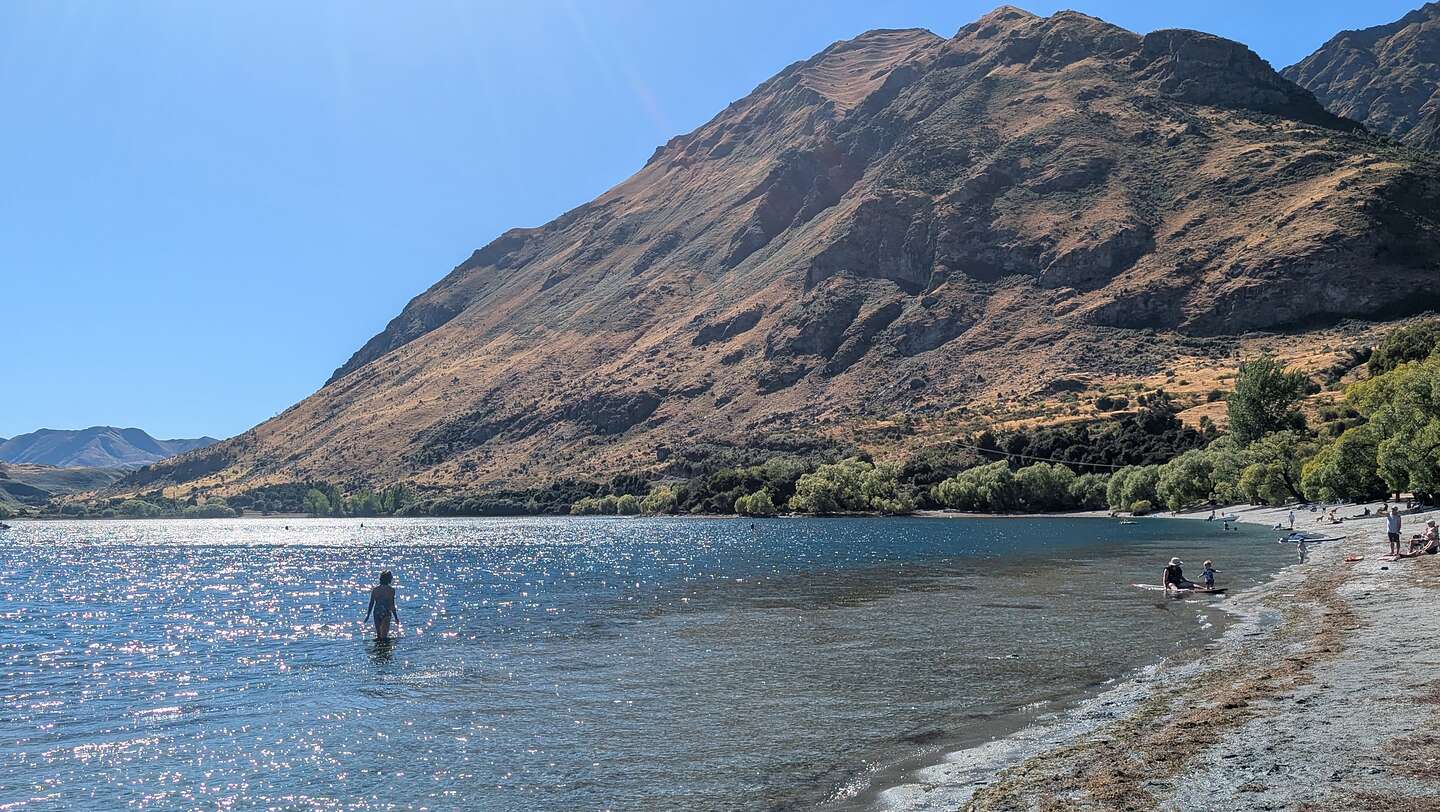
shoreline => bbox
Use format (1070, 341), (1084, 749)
(878, 503), (1440, 810)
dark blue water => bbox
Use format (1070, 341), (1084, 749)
(0, 516), (1287, 810)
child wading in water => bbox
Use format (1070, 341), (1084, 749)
(1201, 560), (1218, 590)
(364, 570), (400, 640)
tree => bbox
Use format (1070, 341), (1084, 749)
(932, 461), (1020, 512)
(788, 458), (871, 514)
(1205, 436), (1250, 504)
(1226, 357), (1308, 445)
(1236, 431), (1316, 504)
(1368, 319), (1440, 376)
(1107, 465), (1160, 512)
(119, 498), (161, 518)
(640, 486), (677, 515)
(615, 494), (642, 515)
(1013, 463), (1077, 511)
(1069, 473), (1110, 510)
(1156, 449), (1215, 511)
(788, 458), (915, 514)
(1348, 356), (1440, 501)
(734, 490), (778, 516)
(1301, 427), (1386, 502)
(302, 488), (331, 517)
(569, 496), (611, 515)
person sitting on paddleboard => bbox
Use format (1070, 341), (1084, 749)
(364, 570), (400, 640)
(1162, 557), (1196, 591)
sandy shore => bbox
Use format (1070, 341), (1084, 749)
(880, 504), (1440, 811)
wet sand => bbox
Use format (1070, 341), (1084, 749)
(882, 504), (1440, 811)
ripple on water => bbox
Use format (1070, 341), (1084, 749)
(0, 516), (1290, 810)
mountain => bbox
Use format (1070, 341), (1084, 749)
(1283, 3), (1440, 149)
(0, 427), (219, 469)
(128, 6), (1440, 496)
(0, 462), (128, 510)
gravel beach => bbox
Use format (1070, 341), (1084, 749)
(881, 504), (1440, 811)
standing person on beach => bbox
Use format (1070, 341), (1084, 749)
(1387, 507), (1402, 557)
(364, 570), (400, 641)
(1289, 509), (1295, 530)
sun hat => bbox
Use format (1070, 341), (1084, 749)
(1169, 557), (1183, 565)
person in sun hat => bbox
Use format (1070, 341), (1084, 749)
(1162, 557), (1195, 591)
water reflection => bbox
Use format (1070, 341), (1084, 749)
(0, 516), (1290, 811)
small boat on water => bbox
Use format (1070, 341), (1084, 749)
(1119, 519), (1138, 525)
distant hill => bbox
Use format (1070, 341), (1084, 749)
(1284, 3), (1440, 149)
(0, 427), (218, 469)
(0, 462), (127, 511)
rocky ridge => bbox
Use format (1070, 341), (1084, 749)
(1284, 3), (1440, 148)
(129, 6), (1440, 495)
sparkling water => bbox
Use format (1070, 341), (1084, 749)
(0, 516), (1289, 810)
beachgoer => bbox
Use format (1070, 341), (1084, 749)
(1163, 557), (1195, 591)
(364, 570), (400, 640)
(1387, 507), (1403, 557)
(1298, 537), (1309, 564)
(1415, 521), (1440, 555)
(1288, 509), (1295, 530)
(1207, 510), (1216, 522)
(1201, 560), (1218, 590)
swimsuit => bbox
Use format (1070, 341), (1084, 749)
(371, 589), (395, 624)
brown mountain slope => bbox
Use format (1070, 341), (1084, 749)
(130, 6), (1440, 496)
(1283, 3), (1440, 148)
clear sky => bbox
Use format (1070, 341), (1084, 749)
(0, 0), (1423, 440)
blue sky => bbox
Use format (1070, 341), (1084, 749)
(0, 0), (1422, 440)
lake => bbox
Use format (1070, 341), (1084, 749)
(0, 515), (1290, 810)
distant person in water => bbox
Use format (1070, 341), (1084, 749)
(1163, 557), (1196, 591)
(364, 570), (400, 640)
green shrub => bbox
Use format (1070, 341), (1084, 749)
(788, 458), (915, 514)
(1095, 395), (1129, 411)
(1156, 449), (1215, 511)
(302, 489), (331, 517)
(569, 496), (611, 515)
(640, 486), (677, 514)
(1069, 473), (1110, 510)
(1368, 320), (1440, 376)
(1106, 465), (1160, 512)
(932, 461), (1018, 512)
(734, 490), (778, 517)
(1301, 427), (1386, 502)
(1129, 499), (1154, 515)
(615, 494), (641, 515)
(119, 499), (161, 518)
(1012, 463), (1077, 511)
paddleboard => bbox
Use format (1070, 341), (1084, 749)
(1131, 584), (1226, 594)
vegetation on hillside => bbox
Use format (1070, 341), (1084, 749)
(26, 319), (1440, 522)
